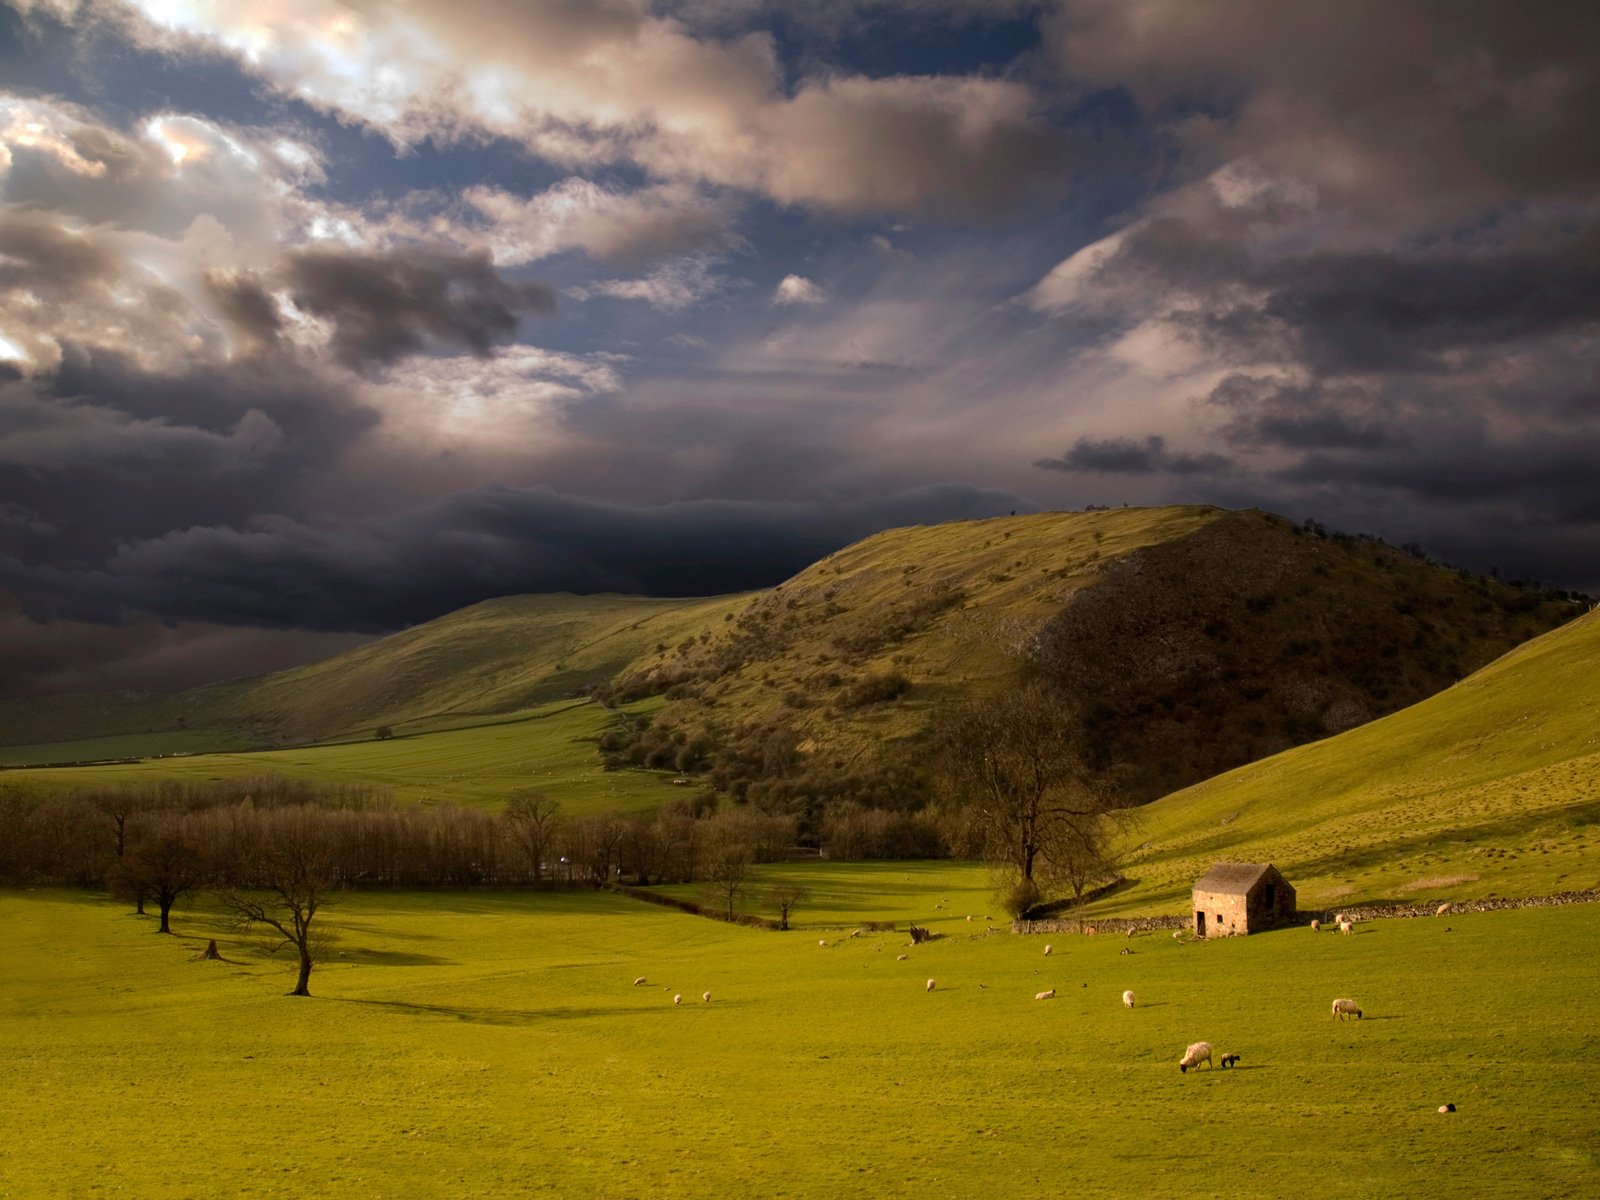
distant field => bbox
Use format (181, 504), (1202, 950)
(0, 699), (687, 815)
(1102, 609), (1600, 915)
(5, 884), (1597, 1199)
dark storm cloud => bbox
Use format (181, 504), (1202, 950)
(284, 248), (557, 370)
(1052, 0), (1600, 216)
(0, 355), (379, 561)
(1204, 376), (1404, 453)
(1035, 435), (1231, 476)
(204, 270), (284, 351)
(0, 483), (1036, 631)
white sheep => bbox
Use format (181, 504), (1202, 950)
(1043, 944), (1053, 956)
(1178, 1041), (1213, 1073)
(673, 994), (682, 1005)
(926, 978), (936, 992)
(1035, 988), (1055, 1000)
(1436, 902), (1451, 917)
(633, 976), (647, 986)
(1123, 989), (1135, 1008)
(1332, 997), (1363, 1020)
(702, 991), (711, 1003)
(1310, 919), (1321, 932)
(818, 939), (828, 947)
(966, 915), (973, 922)
(896, 953), (908, 961)
(1338, 920), (1354, 936)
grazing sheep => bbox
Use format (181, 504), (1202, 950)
(1085, 926), (1096, 937)
(1172, 930), (1183, 940)
(1043, 944), (1053, 956)
(1332, 997), (1363, 1020)
(818, 939), (828, 947)
(702, 991), (711, 1003)
(633, 976), (647, 986)
(1178, 1042), (1213, 1073)
(926, 978), (936, 992)
(1219, 1053), (1241, 1068)
(1035, 989), (1055, 1000)
(1339, 920), (1354, 936)
(896, 953), (909, 961)
(1122, 990), (1135, 1008)
(966, 915), (973, 922)
(1438, 1103), (1456, 1113)
(1310, 919), (1321, 932)
(1436, 902), (1451, 917)
(1119, 947), (1131, 956)
(673, 994), (682, 1005)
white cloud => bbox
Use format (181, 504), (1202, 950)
(102, 0), (1055, 215)
(772, 273), (825, 306)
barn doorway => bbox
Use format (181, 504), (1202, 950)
(1196, 912), (1206, 937)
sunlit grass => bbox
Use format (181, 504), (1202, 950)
(5, 885), (1597, 1199)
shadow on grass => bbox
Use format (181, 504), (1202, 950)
(342, 948), (456, 967)
(329, 997), (650, 1025)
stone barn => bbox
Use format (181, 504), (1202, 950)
(1191, 862), (1295, 937)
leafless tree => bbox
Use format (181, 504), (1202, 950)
(217, 809), (340, 997)
(503, 791), (562, 883)
(108, 830), (207, 933)
(768, 881), (811, 930)
(702, 840), (754, 920)
(936, 680), (1125, 910)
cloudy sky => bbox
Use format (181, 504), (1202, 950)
(2, 0), (1598, 694)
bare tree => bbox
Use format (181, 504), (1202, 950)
(503, 791), (562, 884)
(936, 680), (1124, 911)
(217, 810), (339, 997)
(109, 831), (207, 933)
(702, 840), (754, 920)
(768, 881), (810, 930)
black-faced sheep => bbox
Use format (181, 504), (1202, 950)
(1219, 1053), (1241, 1068)
(1178, 1041), (1213, 1073)
(1122, 990), (1135, 1008)
(1332, 997), (1363, 1020)
(1035, 988), (1055, 1000)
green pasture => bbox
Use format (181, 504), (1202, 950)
(5, 880), (1598, 1199)
(0, 699), (686, 816)
(1105, 609), (1600, 915)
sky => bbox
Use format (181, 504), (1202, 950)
(2, 0), (1598, 695)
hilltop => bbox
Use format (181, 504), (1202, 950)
(606, 506), (1578, 804)
(1100, 605), (1600, 914)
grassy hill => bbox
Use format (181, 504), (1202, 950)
(0, 698), (689, 815)
(610, 506), (1579, 802)
(1098, 606), (1600, 915)
(0, 507), (1580, 825)
(0, 592), (747, 761)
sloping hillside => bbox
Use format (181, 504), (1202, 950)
(608, 506), (1578, 803)
(0, 592), (745, 759)
(1097, 606), (1600, 915)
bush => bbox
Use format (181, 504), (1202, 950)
(999, 877), (1042, 920)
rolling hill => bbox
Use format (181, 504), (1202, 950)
(0, 506), (1581, 820)
(1099, 604), (1600, 914)
(0, 592), (747, 762)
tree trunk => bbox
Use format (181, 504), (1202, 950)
(157, 899), (172, 933)
(135, 891), (146, 915)
(291, 949), (313, 997)
(201, 939), (221, 960)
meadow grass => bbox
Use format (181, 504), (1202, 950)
(4, 880), (1597, 1199)
(0, 699), (684, 815)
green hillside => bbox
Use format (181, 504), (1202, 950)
(610, 506), (1578, 802)
(0, 698), (687, 815)
(1100, 606), (1600, 914)
(0, 592), (747, 759)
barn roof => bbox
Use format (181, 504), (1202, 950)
(1192, 862), (1279, 894)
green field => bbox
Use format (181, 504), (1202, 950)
(0, 699), (688, 815)
(1106, 609), (1600, 915)
(5, 881), (1598, 1199)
